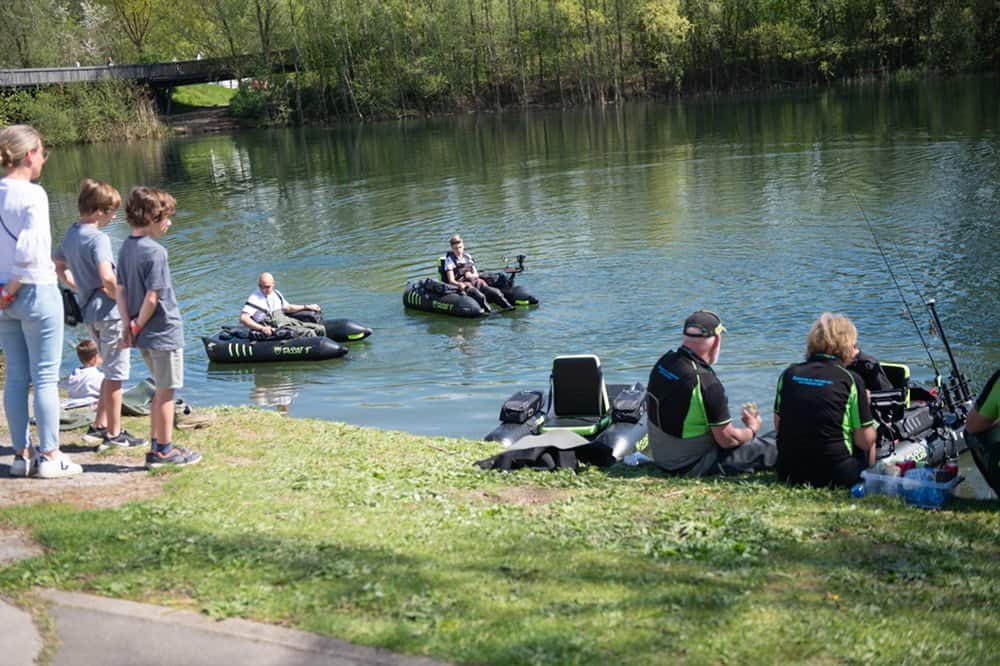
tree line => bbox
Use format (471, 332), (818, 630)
(2, 0), (998, 123)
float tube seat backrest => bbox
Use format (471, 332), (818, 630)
(881, 362), (911, 407)
(543, 355), (612, 436)
(437, 257), (447, 281)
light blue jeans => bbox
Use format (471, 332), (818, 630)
(0, 283), (63, 454)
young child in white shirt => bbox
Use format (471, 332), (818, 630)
(65, 339), (103, 408)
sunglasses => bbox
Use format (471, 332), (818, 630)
(259, 283), (275, 289)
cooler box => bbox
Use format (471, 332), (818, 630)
(860, 470), (962, 508)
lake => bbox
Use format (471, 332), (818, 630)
(42, 75), (999, 439)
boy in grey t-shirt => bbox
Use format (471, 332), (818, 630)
(117, 186), (200, 469)
(54, 179), (146, 449)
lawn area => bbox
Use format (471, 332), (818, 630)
(1, 407), (998, 664)
(168, 83), (236, 112)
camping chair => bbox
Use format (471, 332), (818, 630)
(540, 355), (612, 437)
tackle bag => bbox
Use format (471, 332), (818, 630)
(612, 385), (645, 423)
(421, 278), (459, 296)
(499, 390), (544, 424)
(61, 287), (83, 326)
(289, 309), (324, 325)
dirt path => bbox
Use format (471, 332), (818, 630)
(163, 107), (242, 135)
(1, 441), (164, 509)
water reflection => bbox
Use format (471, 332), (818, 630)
(41, 75), (1000, 438)
(206, 366), (299, 412)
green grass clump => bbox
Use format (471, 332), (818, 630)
(171, 84), (236, 110)
(1, 407), (998, 664)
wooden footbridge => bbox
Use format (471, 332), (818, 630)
(0, 54), (292, 89)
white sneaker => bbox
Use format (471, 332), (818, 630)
(36, 453), (83, 479)
(9, 453), (36, 477)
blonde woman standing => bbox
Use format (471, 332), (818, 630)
(0, 125), (82, 478)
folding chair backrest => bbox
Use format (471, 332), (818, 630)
(551, 355), (609, 417)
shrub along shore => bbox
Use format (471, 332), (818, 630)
(0, 81), (164, 146)
(1, 407), (997, 664)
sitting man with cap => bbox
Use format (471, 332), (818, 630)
(644, 310), (777, 476)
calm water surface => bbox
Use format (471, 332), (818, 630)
(43, 76), (999, 438)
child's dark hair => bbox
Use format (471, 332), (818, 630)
(125, 186), (176, 228)
(76, 339), (98, 365)
(78, 178), (121, 215)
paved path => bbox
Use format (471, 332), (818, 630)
(1, 588), (447, 666)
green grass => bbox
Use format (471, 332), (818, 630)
(169, 84), (236, 111)
(2, 408), (998, 664)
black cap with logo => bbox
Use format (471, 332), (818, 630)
(683, 310), (726, 338)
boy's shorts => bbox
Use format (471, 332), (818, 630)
(139, 348), (184, 390)
(85, 319), (130, 382)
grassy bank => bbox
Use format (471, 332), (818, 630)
(1, 408), (998, 664)
(0, 81), (163, 146)
(166, 84), (237, 115)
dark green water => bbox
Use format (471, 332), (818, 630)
(42, 75), (999, 438)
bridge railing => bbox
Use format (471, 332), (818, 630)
(0, 54), (289, 89)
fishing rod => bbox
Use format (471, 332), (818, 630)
(851, 193), (942, 380)
(851, 194), (975, 413)
(925, 297), (974, 407)
(885, 234), (975, 407)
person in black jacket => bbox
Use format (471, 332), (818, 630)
(774, 313), (877, 488)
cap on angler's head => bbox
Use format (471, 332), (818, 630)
(683, 310), (726, 338)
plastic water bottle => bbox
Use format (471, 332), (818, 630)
(850, 482), (866, 498)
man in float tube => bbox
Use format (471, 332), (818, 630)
(644, 310), (776, 476)
(240, 272), (325, 337)
(965, 369), (1000, 497)
(443, 235), (513, 313)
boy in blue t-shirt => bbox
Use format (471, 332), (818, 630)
(117, 186), (201, 469)
(54, 179), (146, 449)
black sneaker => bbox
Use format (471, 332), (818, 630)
(82, 425), (107, 444)
(145, 446), (202, 469)
(99, 429), (149, 451)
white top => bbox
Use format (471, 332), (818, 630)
(66, 365), (104, 402)
(0, 177), (56, 284)
(241, 288), (288, 323)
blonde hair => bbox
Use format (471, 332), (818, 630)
(78, 178), (121, 215)
(0, 125), (42, 169)
(125, 186), (176, 228)
(806, 313), (858, 363)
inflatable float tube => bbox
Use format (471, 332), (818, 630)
(485, 383), (647, 460)
(483, 355), (646, 461)
(403, 255), (539, 318)
(403, 276), (538, 318)
(201, 332), (347, 363)
(869, 377), (967, 467)
(324, 318), (373, 342)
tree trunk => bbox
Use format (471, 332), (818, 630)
(548, 0), (564, 107)
(468, 0), (480, 102)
